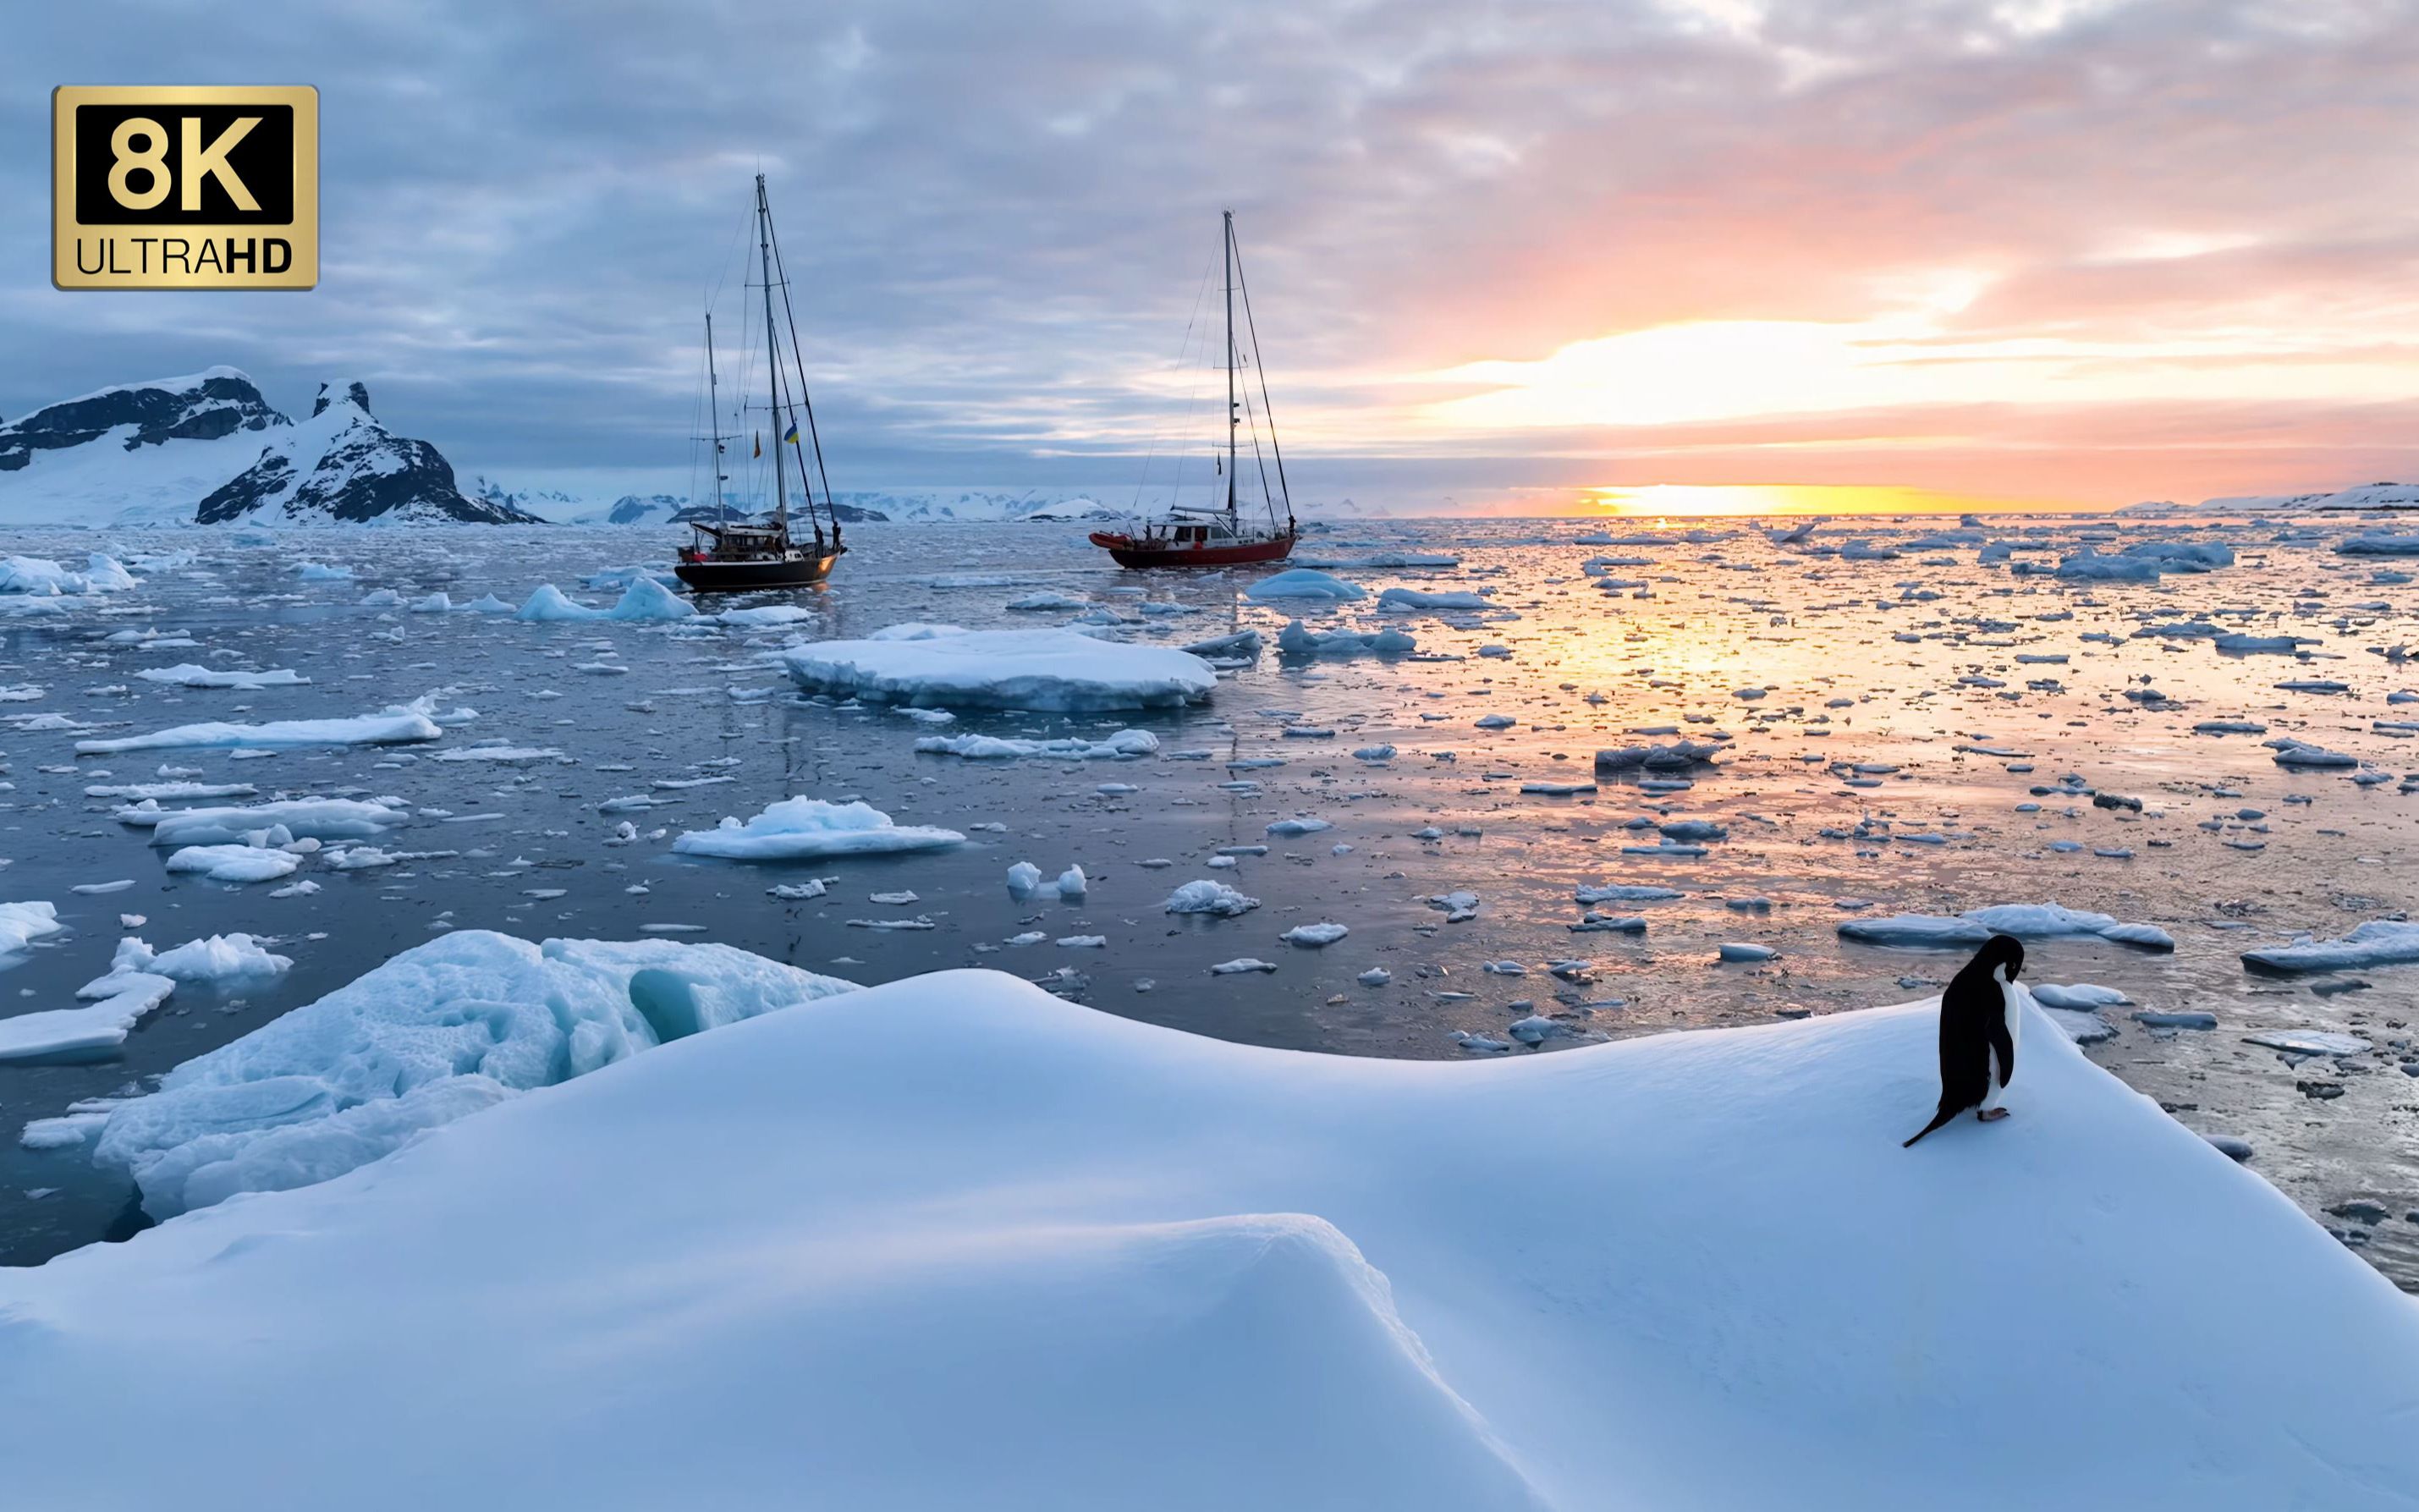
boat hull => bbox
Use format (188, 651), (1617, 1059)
(673, 552), (841, 591)
(1088, 532), (1296, 569)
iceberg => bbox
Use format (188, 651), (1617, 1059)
(87, 931), (858, 1218)
(785, 627), (1216, 711)
(2, 965), (2411, 1509)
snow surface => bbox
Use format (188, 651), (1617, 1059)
(784, 627), (1216, 711)
(672, 799), (966, 861)
(2, 965), (2413, 1509)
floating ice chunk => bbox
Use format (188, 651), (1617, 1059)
(1006, 591), (1088, 612)
(1208, 957), (1278, 974)
(1282, 922), (1348, 947)
(1450, 1030), (1513, 1053)
(1718, 943), (1778, 962)
(1275, 620), (1416, 657)
(2131, 1010), (2217, 1030)
(2120, 541), (2234, 572)
(2054, 549), (2164, 582)
(410, 591), (453, 613)
(514, 585), (608, 621)
(915, 729), (1158, 761)
(787, 628), (1215, 711)
(1358, 967), (1391, 986)
(1575, 883), (1683, 904)
(1376, 587), (1490, 612)
(133, 664), (310, 690)
(75, 704), (443, 754)
(2241, 921), (2419, 975)
(1427, 891), (1480, 922)
(162, 845), (304, 883)
(713, 604), (812, 628)
(121, 933), (292, 982)
(1351, 745), (1396, 761)
(673, 800), (965, 862)
(1266, 816), (1332, 837)
(1594, 740), (1724, 772)
(432, 745), (567, 764)
(2240, 1028), (2372, 1055)
(2269, 741), (2358, 769)
(461, 593), (516, 613)
(1840, 904), (2174, 952)
(294, 563), (355, 581)
(91, 932), (859, 1218)
(0, 974), (174, 1064)
(140, 799), (408, 848)
(1053, 866), (1088, 899)
(0, 901), (64, 959)
(2334, 533), (2419, 556)
(2032, 983), (2130, 1009)
(1165, 881), (1260, 917)
(1179, 628), (1262, 661)
(1007, 861), (1044, 894)
(1244, 569), (1365, 602)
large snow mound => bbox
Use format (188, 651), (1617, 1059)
(88, 930), (858, 1219)
(4, 966), (2413, 1509)
(784, 626), (1217, 710)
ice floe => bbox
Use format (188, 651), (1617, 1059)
(672, 799), (966, 861)
(785, 627), (1216, 711)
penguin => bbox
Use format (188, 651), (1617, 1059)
(1902, 933), (2024, 1147)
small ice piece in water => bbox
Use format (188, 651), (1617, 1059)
(1243, 569), (1365, 601)
(1209, 957), (1278, 974)
(1282, 922), (1349, 947)
(1266, 816), (1332, 838)
(672, 800), (965, 861)
(1718, 943), (1778, 963)
(1165, 881), (1260, 918)
(1358, 967), (1391, 986)
(162, 845), (305, 883)
(1007, 861), (1044, 895)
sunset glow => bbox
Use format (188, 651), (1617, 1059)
(1578, 484), (2088, 518)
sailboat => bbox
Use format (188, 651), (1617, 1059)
(1089, 211), (1298, 569)
(674, 174), (845, 591)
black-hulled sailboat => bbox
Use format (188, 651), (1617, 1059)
(675, 175), (845, 591)
(1090, 211), (1298, 569)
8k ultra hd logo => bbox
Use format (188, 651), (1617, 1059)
(52, 85), (319, 289)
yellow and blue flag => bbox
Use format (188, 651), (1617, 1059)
(782, 421), (800, 445)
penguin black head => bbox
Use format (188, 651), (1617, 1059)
(1975, 933), (2025, 980)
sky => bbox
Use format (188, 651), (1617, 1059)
(7, 0), (2419, 514)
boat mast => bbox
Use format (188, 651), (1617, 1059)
(1224, 209), (1238, 527)
(705, 311), (726, 521)
(756, 173), (787, 536)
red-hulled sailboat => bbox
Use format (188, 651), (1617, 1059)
(1090, 211), (1297, 569)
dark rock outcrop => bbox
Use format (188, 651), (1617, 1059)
(197, 381), (542, 525)
(0, 368), (285, 472)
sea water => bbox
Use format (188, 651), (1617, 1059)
(0, 517), (2411, 1286)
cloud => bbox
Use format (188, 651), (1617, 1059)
(4, 0), (2416, 507)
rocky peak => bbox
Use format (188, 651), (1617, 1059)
(312, 381), (374, 420)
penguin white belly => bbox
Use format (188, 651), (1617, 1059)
(1981, 971), (2023, 1112)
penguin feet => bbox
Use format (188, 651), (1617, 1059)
(1978, 1108), (2011, 1123)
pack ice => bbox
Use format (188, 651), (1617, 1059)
(1, 965), (2411, 1509)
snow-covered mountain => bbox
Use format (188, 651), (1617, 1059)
(2203, 481), (2419, 513)
(196, 382), (539, 525)
(0, 369), (537, 527)
(0, 369), (292, 526)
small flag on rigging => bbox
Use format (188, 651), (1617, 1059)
(783, 421), (800, 445)
(752, 432), (761, 458)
